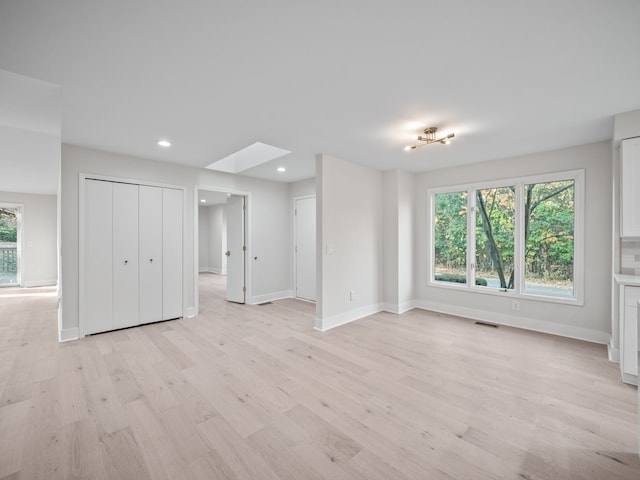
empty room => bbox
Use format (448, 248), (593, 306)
(1, 1), (640, 479)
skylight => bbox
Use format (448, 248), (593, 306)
(205, 142), (291, 174)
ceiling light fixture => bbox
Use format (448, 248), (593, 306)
(157, 139), (171, 147)
(276, 167), (286, 172)
(404, 127), (454, 151)
(200, 199), (206, 203)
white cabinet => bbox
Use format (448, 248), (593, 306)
(83, 179), (183, 335)
(620, 285), (640, 385)
(620, 137), (640, 237)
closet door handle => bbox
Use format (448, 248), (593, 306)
(149, 258), (153, 263)
(225, 251), (231, 257)
(124, 260), (128, 265)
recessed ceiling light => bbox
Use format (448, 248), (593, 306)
(226, 193), (231, 198)
(200, 199), (206, 203)
(277, 167), (286, 172)
(157, 140), (171, 147)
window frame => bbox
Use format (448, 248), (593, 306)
(428, 169), (584, 306)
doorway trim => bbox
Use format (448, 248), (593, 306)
(0, 202), (23, 287)
(193, 185), (252, 316)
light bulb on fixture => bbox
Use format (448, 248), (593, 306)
(404, 127), (454, 151)
(157, 140), (171, 147)
(277, 167), (286, 172)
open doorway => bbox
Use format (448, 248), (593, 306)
(0, 204), (21, 287)
(195, 188), (248, 310)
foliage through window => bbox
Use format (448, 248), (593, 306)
(431, 171), (582, 303)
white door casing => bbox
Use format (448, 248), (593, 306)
(295, 196), (316, 301)
(225, 195), (245, 303)
(81, 176), (184, 336)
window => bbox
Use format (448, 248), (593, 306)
(429, 170), (583, 304)
(434, 191), (467, 285)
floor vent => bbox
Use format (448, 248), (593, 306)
(475, 321), (498, 328)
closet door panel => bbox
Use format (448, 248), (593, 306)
(139, 185), (163, 324)
(162, 188), (183, 320)
(84, 180), (113, 335)
(113, 182), (139, 329)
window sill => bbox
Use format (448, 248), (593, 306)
(428, 280), (584, 307)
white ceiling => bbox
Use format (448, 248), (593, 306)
(1, 1), (640, 194)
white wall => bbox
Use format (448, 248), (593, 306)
(382, 170), (415, 313)
(208, 204), (226, 274)
(316, 154), (382, 330)
(198, 206), (210, 272)
(414, 141), (612, 343)
(61, 144), (292, 340)
(0, 191), (57, 286)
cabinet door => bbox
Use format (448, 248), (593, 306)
(622, 285), (640, 380)
(621, 137), (640, 237)
(113, 183), (139, 329)
(623, 306), (638, 377)
(162, 188), (183, 320)
(139, 185), (163, 324)
(84, 180), (113, 335)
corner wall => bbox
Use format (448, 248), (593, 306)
(414, 142), (612, 344)
(61, 144), (291, 340)
(316, 154), (382, 330)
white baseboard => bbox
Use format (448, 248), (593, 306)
(59, 327), (79, 342)
(314, 303), (382, 332)
(23, 279), (57, 288)
(382, 301), (415, 315)
(201, 267), (226, 275)
(250, 290), (294, 305)
(621, 371), (637, 386)
(413, 299), (609, 345)
(608, 342), (620, 363)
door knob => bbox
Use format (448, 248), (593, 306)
(225, 251), (231, 256)
(149, 258), (153, 263)
(124, 260), (128, 265)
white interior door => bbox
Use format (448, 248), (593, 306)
(162, 188), (183, 319)
(139, 185), (163, 324)
(295, 196), (316, 301)
(112, 182), (139, 329)
(225, 195), (245, 303)
(84, 180), (113, 334)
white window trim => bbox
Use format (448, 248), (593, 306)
(428, 169), (585, 306)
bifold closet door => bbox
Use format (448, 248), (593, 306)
(112, 182), (139, 329)
(84, 179), (114, 335)
(139, 185), (163, 324)
(162, 188), (183, 320)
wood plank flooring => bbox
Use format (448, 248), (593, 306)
(0, 273), (638, 479)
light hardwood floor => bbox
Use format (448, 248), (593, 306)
(0, 273), (638, 479)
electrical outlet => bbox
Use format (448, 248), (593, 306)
(350, 290), (355, 301)
(512, 300), (520, 311)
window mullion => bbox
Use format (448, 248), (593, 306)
(514, 183), (524, 295)
(468, 187), (476, 288)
